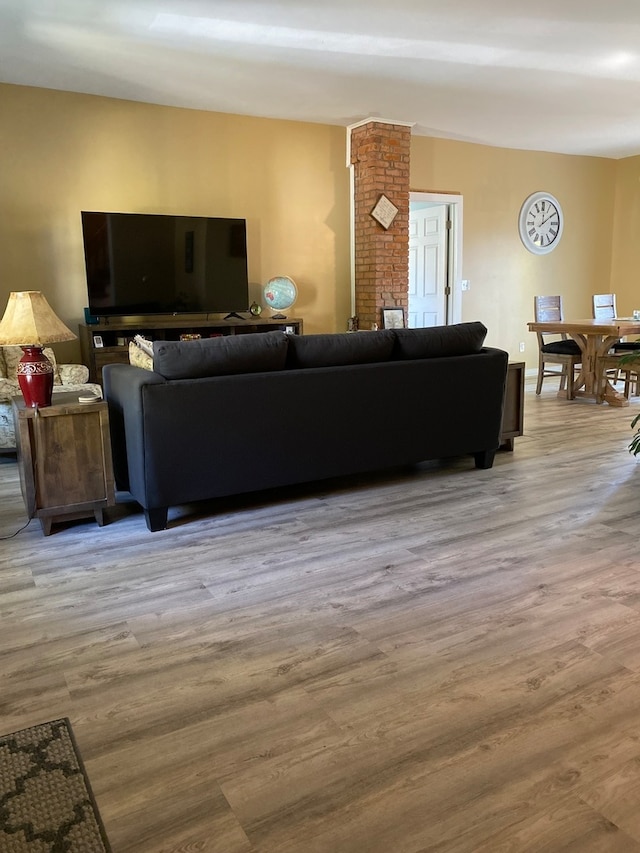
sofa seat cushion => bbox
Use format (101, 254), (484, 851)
(287, 330), (396, 369)
(393, 322), (488, 360)
(153, 330), (289, 380)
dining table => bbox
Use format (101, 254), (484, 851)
(527, 317), (640, 406)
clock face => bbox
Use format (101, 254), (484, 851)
(518, 192), (564, 254)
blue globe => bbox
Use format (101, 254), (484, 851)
(263, 276), (297, 311)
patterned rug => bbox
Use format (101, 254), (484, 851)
(0, 718), (111, 852)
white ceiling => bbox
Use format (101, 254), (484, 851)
(3, 0), (640, 159)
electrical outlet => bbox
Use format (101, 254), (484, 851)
(519, 342), (525, 353)
(461, 279), (470, 291)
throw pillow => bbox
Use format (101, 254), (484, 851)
(129, 341), (154, 371)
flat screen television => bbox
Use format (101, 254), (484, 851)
(81, 211), (249, 317)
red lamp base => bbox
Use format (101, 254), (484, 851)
(17, 346), (54, 408)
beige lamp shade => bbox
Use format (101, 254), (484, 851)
(0, 291), (76, 345)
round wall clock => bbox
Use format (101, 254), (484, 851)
(518, 191), (564, 254)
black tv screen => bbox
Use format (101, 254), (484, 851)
(81, 211), (249, 317)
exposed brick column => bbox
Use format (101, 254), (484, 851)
(349, 119), (412, 331)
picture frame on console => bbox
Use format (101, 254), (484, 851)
(381, 307), (405, 329)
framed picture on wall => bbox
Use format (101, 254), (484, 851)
(382, 307), (405, 329)
(370, 194), (399, 229)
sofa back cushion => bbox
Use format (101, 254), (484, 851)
(287, 330), (396, 369)
(393, 322), (488, 360)
(153, 330), (289, 380)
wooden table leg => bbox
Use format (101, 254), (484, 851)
(568, 333), (629, 405)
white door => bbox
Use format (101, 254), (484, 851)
(408, 204), (448, 328)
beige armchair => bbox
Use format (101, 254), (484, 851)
(0, 346), (102, 451)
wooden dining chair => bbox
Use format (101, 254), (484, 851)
(534, 295), (582, 399)
(592, 292), (640, 396)
(593, 292), (617, 322)
(592, 293), (640, 350)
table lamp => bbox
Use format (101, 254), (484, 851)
(0, 291), (76, 408)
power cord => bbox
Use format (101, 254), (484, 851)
(0, 515), (33, 540)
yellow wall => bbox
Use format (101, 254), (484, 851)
(410, 137), (617, 362)
(0, 82), (632, 369)
(0, 84), (351, 360)
(611, 154), (640, 313)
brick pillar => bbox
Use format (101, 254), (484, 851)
(349, 119), (412, 331)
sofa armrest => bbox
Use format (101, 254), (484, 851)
(59, 363), (89, 384)
(103, 363), (166, 496)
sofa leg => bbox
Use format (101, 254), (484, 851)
(145, 507), (168, 531)
(474, 450), (496, 469)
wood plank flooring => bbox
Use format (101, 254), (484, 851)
(3, 379), (640, 851)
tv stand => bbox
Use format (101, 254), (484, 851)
(79, 315), (304, 384)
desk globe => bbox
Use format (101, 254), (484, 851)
(263, 276), (297, 319)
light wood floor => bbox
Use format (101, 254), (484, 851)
(3, 379), (640, 852)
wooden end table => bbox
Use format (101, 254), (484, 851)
(12, 392), (115, 535)
(500, 361), (525, 450)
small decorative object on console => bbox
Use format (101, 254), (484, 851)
(249, 301), (262, 316)
(381, 307), (405, 329)
(263, 276), (298, 319)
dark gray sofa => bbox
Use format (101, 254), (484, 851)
(103, 322), (508, 531)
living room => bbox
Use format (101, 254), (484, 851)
(4, 2), (640, 850)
